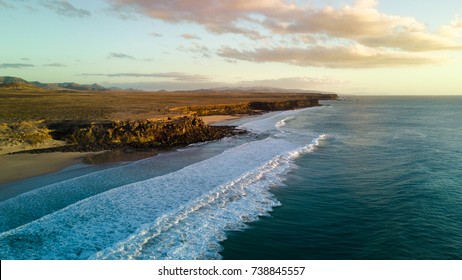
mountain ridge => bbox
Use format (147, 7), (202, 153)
(0, 76), (338, 97)
(0, 76), (123, 92)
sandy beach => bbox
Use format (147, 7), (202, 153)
(0, 152), (90, 184)
(200, 115), (244, 125)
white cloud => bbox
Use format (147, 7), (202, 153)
(81, 72), (211, 82)
(181, 33), (201, 40)
(237, 76), (346, 89)
(42, 0), (91, 18)
(218, 45), (441, 68)
(107, 0), (462, 68)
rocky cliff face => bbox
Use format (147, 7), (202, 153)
(247, 99), (320, 111)
(171, 98), (325, 116)
(9, 96), (338, 154)
(42, 116), (239, 152)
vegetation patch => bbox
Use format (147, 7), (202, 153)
(0, 121), (52, 147)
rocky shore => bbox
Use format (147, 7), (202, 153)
(5, 97), (337, 155)
(0, 96), (337, 183)
(171, 97), (330, 115)
(13, 116), (241, 154)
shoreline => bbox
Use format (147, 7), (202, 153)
(0, 114), (246, 186)
(0, 97), (336, 185)
(0, 152), (93, 185)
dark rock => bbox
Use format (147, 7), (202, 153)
(17, 116), (243, 154)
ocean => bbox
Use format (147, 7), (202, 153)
(1, 96), (461, 259)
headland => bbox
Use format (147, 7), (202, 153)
(0, 77), (338, 183)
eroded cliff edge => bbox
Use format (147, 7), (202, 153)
(7, 96), (337, 154)
(42, 116), (239, 152)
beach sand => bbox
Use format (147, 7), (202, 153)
(0, 152), (90, 184)
(201, 115), (244, 125)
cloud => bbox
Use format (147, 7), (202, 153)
(0, 63), (34, 69)
(107, 52), (154, 61)
(237, 76), (346, 89)
(102, 81), (228, 91)
(439, 18), (462, 38)
(101, 76), (344, 91)
(0, 0), (14, 8)
(108, 0), (293, 38)
(108, 0), (462, 49)
(181, 33), (201, 40)
(41, 0), (91, 18)
(108, 52), (136, 60)
(218, 45), (441, 68)
(262, 0), (462, 52)
(43, 63), (67, 67)
(177, 43), (212, 58)
(150, 32), (163, 37)
(81, 72), (211, 82)
(108, 0), (462, 68)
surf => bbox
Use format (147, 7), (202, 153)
(0, 108), (325, 260)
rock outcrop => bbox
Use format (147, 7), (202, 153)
(8, 95), (338, 154)
(31, 116), (241, 152)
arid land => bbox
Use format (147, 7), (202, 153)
(0, 86), (337, 183)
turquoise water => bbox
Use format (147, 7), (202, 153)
(1, 96), (461, 259)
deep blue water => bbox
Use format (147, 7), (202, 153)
(1, 96), (461, 259)
(221, 96), (462, 259)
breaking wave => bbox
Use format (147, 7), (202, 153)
(0, 108), (325, 259)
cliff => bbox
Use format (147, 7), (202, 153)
(17, 116), (240, 153)
(6, 96), (337, 154)
(171, 98), (327, 116)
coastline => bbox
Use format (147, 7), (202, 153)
(0, 114), (245, 185)
(0, 94), (337, 186)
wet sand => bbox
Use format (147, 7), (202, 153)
(0, 152), (91, 184)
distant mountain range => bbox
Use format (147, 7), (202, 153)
(0, 76), (337, 97)
(0, 76), (133, 92)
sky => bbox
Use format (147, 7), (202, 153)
(1, 0), (462, 95)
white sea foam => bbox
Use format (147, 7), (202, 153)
(237, 108), (310, 133)
(0, 139), (245, 233)
(0, 134), (326, 260)
(0, 107), (326, 260)
(93, 134), (326, 260)
(275, 116), (296, 129)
